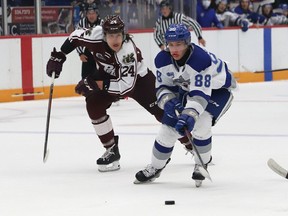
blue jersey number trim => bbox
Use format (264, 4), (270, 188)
(195, 74), (211, 87)
(209, 52), (223, 73)
(156, 70), (162, 82)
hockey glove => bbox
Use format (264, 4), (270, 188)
(46, 47), (66, 78)
(164, 98), (184, 119)
(75, 75), (100, 97)
(240, 20), (249, 32)
(175, 114), (196, 136)
(216, 22), (224, 29)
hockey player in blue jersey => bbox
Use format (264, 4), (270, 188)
(134, 23), (237, 187)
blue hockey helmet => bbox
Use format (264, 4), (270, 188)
(164, 24), (191, 45)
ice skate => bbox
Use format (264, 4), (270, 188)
(97, 136), (121, 172)
(134, 158), (171, 184)
(192, 164), (206, 187)
(207, 155), (213, 166)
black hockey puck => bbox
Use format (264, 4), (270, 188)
(165, 200), (175, 205)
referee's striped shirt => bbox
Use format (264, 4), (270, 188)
(154, 12), (203, 47)
(75, 17), (103, 54)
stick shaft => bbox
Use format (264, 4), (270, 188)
(184, 129), (212, 181)
(43, 72), (55, 162)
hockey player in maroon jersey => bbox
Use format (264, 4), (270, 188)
(46, 15), (192, 172)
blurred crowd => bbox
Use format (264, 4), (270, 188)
(0, 0), (287, 35)
(199, 0), (288, 28)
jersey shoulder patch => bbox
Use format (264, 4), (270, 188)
(155, 51), (171, 68)
(187, 45), (211, 72)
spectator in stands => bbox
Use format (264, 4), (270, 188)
(279, 3), (288, 18)
(72, 0), (100, 18)
(127, 0), (139, 28)
(7, 0), (21, 6)
(233, 0), (266, 25)
(72, 1), (88, 19)
(76, 2), (103, 79)
(233, 0), (252, 14)
(154, 0), (206, 50)
(261, 3), (288, 25)
(215, 0), (250, 31)
(44, 0), (72, 6)
(97, 0), (113, 18)
(197, 0), (224, 28)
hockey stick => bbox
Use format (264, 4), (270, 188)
(184, 129), (212, 182)
(175, 110), (212, 181)
(241, 65), (288, 73)
(267, 158), (288, 179)
(43, 72), (55, 163)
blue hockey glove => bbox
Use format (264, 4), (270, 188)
(164, 98), (184, 118)
(240, 20), (249, 32)
(175, 114), (196, 136)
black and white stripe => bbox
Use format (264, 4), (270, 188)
(154, 12), (203, 47)
(76, 17), (103, 54)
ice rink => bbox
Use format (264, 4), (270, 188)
(1, 80), (288, 216)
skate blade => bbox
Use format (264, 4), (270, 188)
(133, 178), (156, 184)
(43, 149), (49, 163)
(195, 180), (203, 187)
(198, 166), (212, 182)
(98, 161), (120, 172)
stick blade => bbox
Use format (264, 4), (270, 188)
(267, 158), (288, 179)
(199, 166), (212, 182)
(43, 149), (49, 163)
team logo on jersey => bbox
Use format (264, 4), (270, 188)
(98, 62), (116, 76)
(79, 27), (92, 37)
(84, 27), (92, 36)
(166, 72), (174, 78)
(122, 53), (135, 64)
(96, 53), (106, 61)
(173, 75), (190, 89)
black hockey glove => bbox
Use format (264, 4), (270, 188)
(46, 47), (66, 78)
(75, 75), (100, 97)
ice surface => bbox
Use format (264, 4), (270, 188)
(1, 80), (288, 216)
